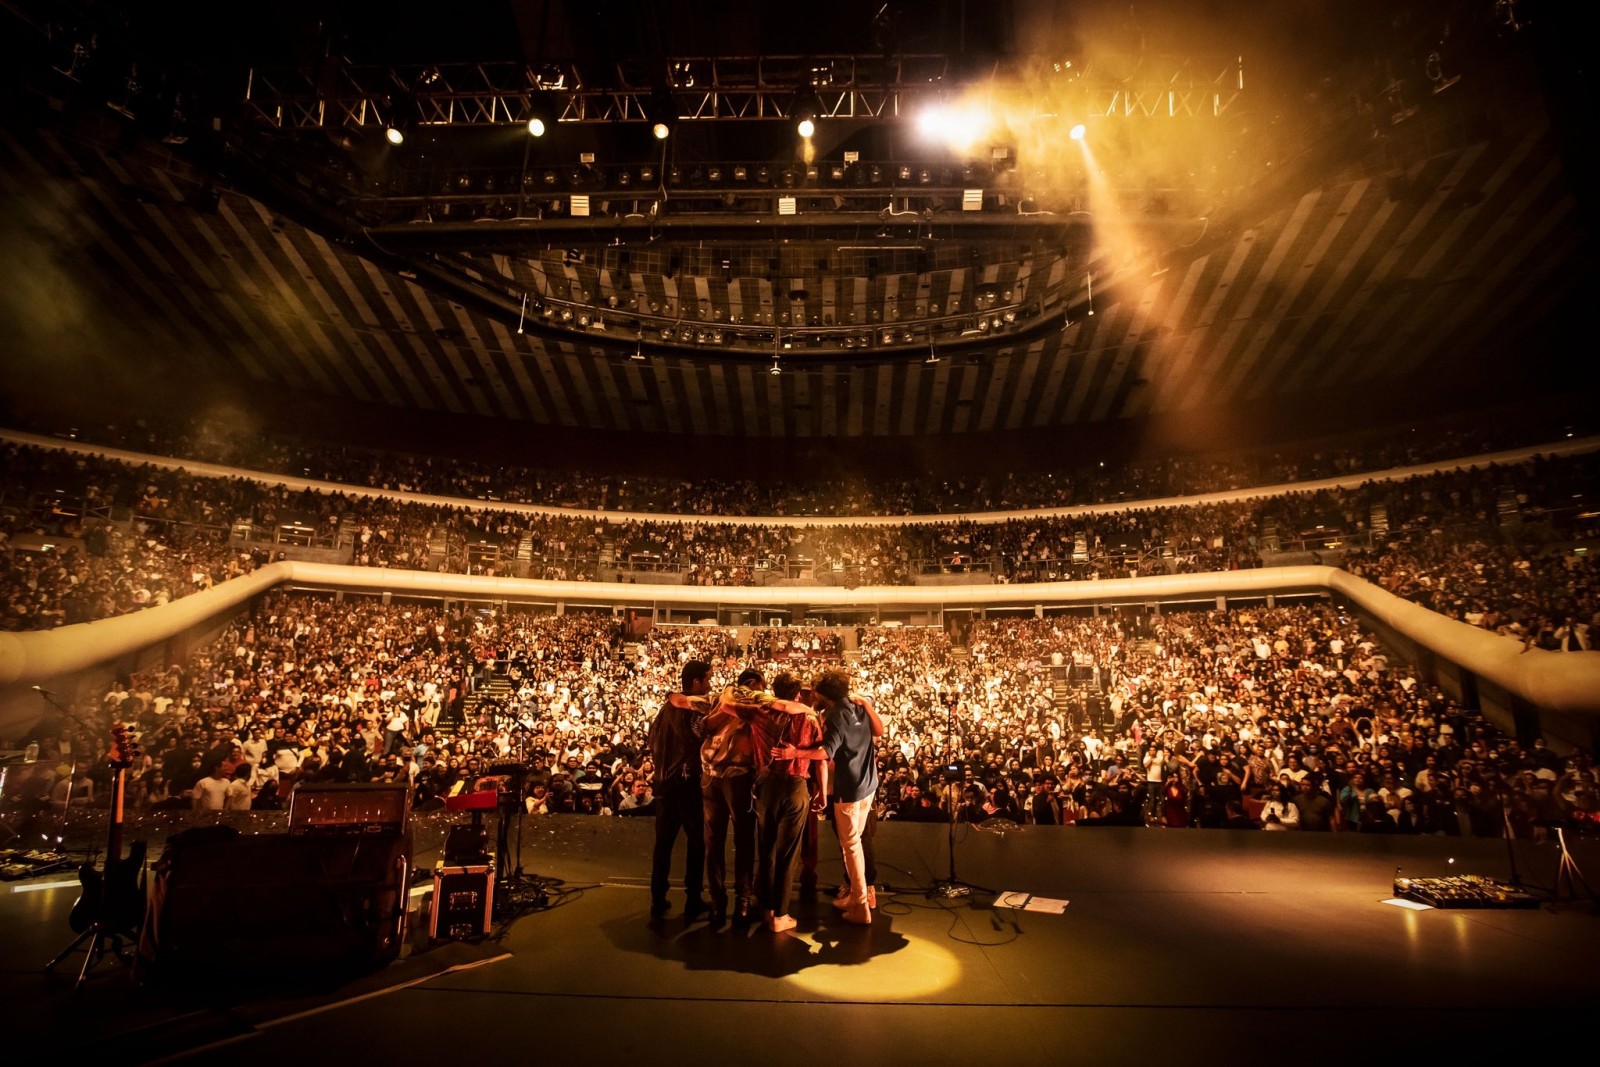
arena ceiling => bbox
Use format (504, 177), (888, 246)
(0, 1), (1591, 444)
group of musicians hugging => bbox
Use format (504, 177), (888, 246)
(647, 661), (882, 933)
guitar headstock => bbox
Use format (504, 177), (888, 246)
(108, 722), (140, 769)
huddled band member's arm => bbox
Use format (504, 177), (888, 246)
(811, 757), (830, 813)
(853, 693), (886, 738)
(775, 742), (827, 761)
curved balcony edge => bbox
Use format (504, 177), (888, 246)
(2, 562), (1596, 715)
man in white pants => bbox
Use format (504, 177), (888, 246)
(802, 669), (884, 926)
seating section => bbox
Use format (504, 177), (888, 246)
(12, 593), (1592, 836)
(2, 434), (1594, 644)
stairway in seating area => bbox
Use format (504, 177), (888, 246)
(1049, 661), (1071, 713)
(446, 671), (514, 734)
(1497, 487), (1522, 529)
(1369, 504), (1389, 540)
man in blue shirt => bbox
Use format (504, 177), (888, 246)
(792, 668), (884, 925)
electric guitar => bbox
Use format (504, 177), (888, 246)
(68, 723), (147, 935)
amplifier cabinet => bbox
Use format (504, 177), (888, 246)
(431, 860), (494, 939)
(289, 782), (411, 837)
(139, 828), (412, 975)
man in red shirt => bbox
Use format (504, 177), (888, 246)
(701, 668), (763, 924)
(742, 671), (827, 933)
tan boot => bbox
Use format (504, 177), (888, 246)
(833, 886), (877, 910)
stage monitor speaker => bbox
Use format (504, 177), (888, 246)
(138, 826), (411, 977)
(443, 823), (489, 866)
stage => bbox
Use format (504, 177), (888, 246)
(2, 817), (1596, 1064)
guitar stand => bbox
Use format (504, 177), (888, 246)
(1554, 827), (1594, 902)
(46, 919), (140, 989)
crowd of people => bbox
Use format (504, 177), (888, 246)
(4, 434), (1596, 639)
(13, 409), (1586, 517)
(0, 515), (270, 630)
(6, 594), (1594, 854)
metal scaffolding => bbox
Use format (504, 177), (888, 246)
(244, 53), (1244, 131)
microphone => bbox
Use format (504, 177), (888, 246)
(32, 685), (54, 696)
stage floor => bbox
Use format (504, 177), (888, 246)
(3, 818), (1597, 1064)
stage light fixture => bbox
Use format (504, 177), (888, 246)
(527, 117), (546, 137)
(385, 126), (404, 146)
(1070, 123), (1086, 141)
(917, 102), (991, 151)
(645, 85), (677, 140)
(794, 86), (820, 138)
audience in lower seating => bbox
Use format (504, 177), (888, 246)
(7, 594), (1591, 840)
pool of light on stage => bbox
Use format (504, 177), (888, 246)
(781, 930), (961, 999)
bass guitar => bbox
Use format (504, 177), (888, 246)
(67, 723), (147, 935)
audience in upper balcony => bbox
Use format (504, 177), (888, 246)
(10, 408), (1587, 517)
(1, 426), (1594, 636)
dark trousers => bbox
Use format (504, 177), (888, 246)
(702, 774), (755, 913)
(651, 776), (705, 907)
(754, 774), (810, 918)
(800, 808), (820, 890)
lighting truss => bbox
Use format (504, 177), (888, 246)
(243, 54), (1244, 131)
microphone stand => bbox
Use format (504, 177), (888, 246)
(929, 691), (984, 899)
(33, 686), (97, 735)
(1499, 791), (1523, 887)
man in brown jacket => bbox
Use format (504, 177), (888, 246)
(648, 660), (712, 920)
